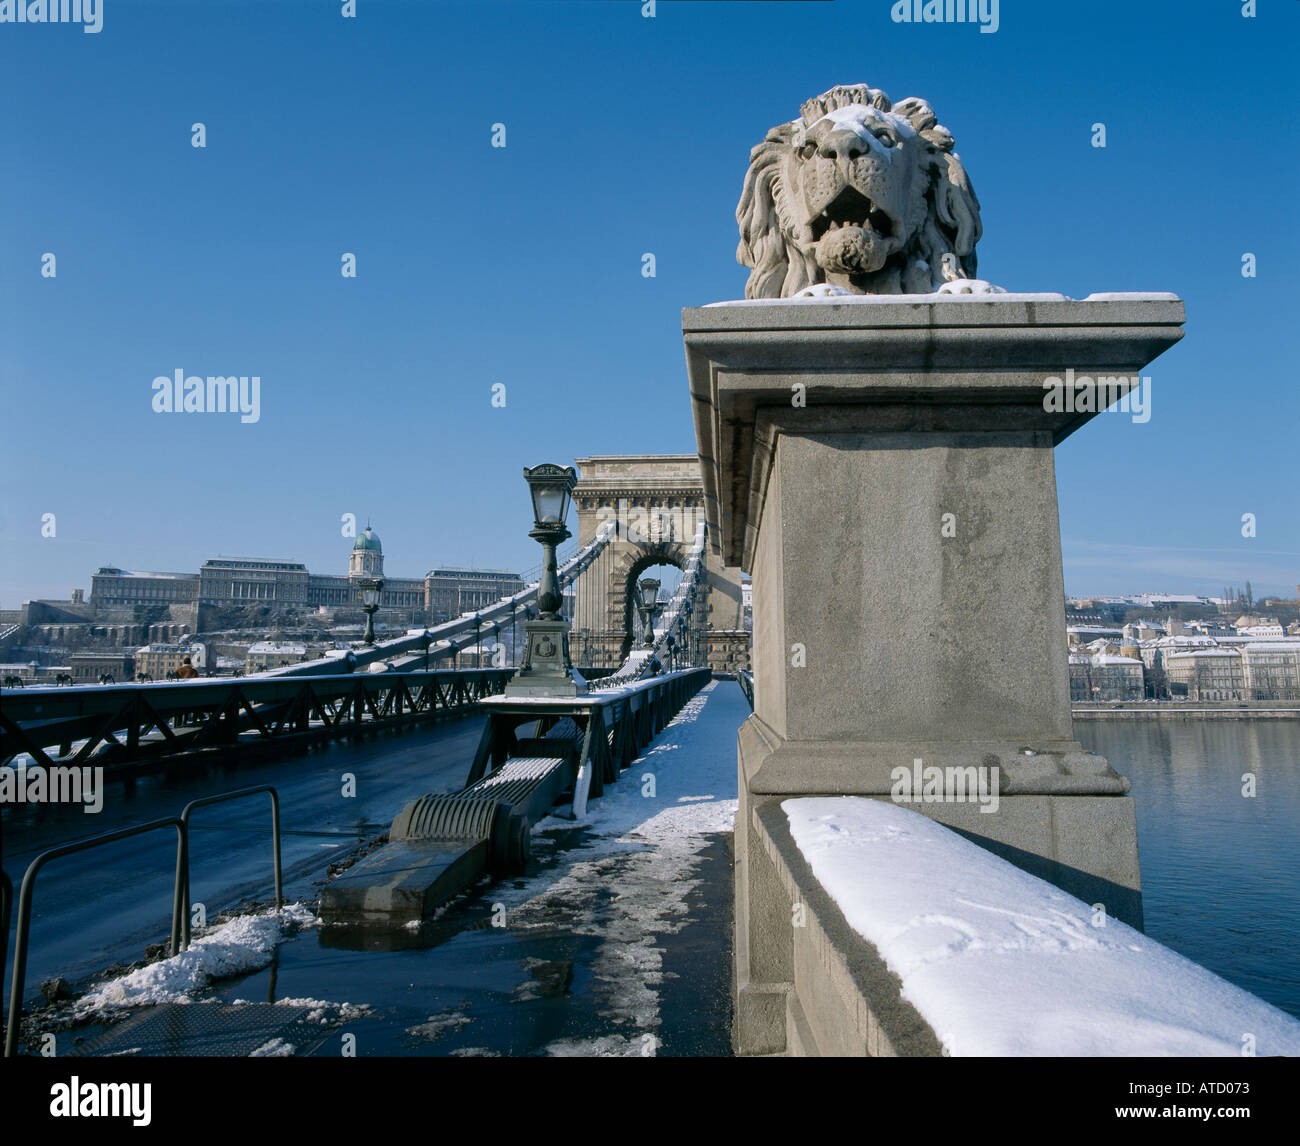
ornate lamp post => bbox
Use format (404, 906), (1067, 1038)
(504, 464), (585, 697)
(638, 577), (661, 648)
(357, 577), (384, 646)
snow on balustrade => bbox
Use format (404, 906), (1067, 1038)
(784, 797), (1300, 1057)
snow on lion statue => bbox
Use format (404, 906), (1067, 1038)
(737, 83), (994, 297)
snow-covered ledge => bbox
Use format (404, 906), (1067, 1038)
(755, 798), (1300, 1056)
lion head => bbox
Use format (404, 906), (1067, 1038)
(736, 84), (982, 297)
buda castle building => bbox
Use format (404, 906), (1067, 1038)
(87, 525), (521, 628)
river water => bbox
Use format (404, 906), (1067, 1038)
(1075, 718), (1300, 1020)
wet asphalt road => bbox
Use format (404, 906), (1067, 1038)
(2, 716), (484, 1001)
(7, 684), (744, 1057)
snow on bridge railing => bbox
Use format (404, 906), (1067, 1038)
(256, 522), (617, 679)
(782, 797), (1300, 1056)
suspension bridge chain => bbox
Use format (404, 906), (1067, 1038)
(262, 523), (618, 678)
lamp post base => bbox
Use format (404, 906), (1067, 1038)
(504, 618), (587, 698)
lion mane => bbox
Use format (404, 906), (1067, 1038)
(736, 84), (982, 297)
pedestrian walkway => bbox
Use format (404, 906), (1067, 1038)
(38, 679), (751, 1057)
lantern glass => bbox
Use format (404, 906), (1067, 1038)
(524, 464), (576, 528)
(531, 484), (567, 526)
(639, 578), (660, 608)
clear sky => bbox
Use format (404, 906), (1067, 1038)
(2, 0), (1296, 607)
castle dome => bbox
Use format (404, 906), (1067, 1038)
(353, 525), (382, 553)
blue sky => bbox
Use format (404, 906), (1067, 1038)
(2, 0), (1297, 607)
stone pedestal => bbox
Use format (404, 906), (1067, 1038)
(684, 292), (1185, 1054)
(504, 618), (585, 698)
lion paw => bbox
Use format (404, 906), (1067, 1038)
(936, 278), (1008, 296)
(793, 283), (854, 299)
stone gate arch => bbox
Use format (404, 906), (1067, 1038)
(571, 454), (748, 671)
(611, 542), (685, 664)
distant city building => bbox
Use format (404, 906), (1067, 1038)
(91, 568), (199, 607)
(69, 651), (135, 683)
(1184, 619), (1236, 639)
(1136, 634), (1216, 677)
(1131, 594), (1208, 607)
(1066, 625), (1123, 648)
(1069, 653), (1144, 702)
(1068, 594), (1216, 609)
(246, 641), (308, 672)
(200, 557), (308, 605)
(307, 527), (425, 612)
(424, 568), (525, 624)
(1240, 643), (1300, 701)
(1081, 637), (1121, 656)
(454, 642), (501, 669)
(86, 524), (483, 630)
(135, 642), (209, 679)
(1164, 649), (1245, 701)
(0, 662), (40, 682)
(1122, 621), (1164, 644)
(1237, 622), (1285, 639)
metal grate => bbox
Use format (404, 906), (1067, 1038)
(66, 1003), (332, 1058)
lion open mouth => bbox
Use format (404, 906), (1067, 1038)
(809, 187), (896, 243)
(810, 186), (899, 275)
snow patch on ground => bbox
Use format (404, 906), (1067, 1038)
(533, 682), (740, 846)
(406, 1008), (472, 1041)
(249, 1037), (296, 1057)
(784, 797), (1300, 1057)
(496, 681), (745, 1051)
(73, 904), (317, 1017)
(545, 1033), (657, 1058)
(266, 996), (372, 1024)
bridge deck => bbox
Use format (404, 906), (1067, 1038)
(27, 680), (750, 1057)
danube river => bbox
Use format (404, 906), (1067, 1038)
(1075, 718), (1300, 1020)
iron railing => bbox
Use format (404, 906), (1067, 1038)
(738, 670), (754, 709)
(0, 870), (11, 1032)
(468, 667), (714, 794)
(0, 668), (515, 771)
(3, 784), (286, 1058)
(180, 786), (282, 949)
(5, 816), (187, 1058)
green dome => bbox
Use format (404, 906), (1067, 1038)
(353, 525), (382, 552)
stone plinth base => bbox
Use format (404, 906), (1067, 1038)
(683, 294), (1182, 1056)
(504, 618), (585, 698)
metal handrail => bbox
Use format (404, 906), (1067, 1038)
(180, 786), (281, 950)
(4, 816), (186, 1058)
(738, 671), (754, 709)
(0, 869), (11, 1031)
(1, 667), (516, 769)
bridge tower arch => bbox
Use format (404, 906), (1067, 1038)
(571, 455), (748, 671)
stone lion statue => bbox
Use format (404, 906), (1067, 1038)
(736, 84), (984, 297)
